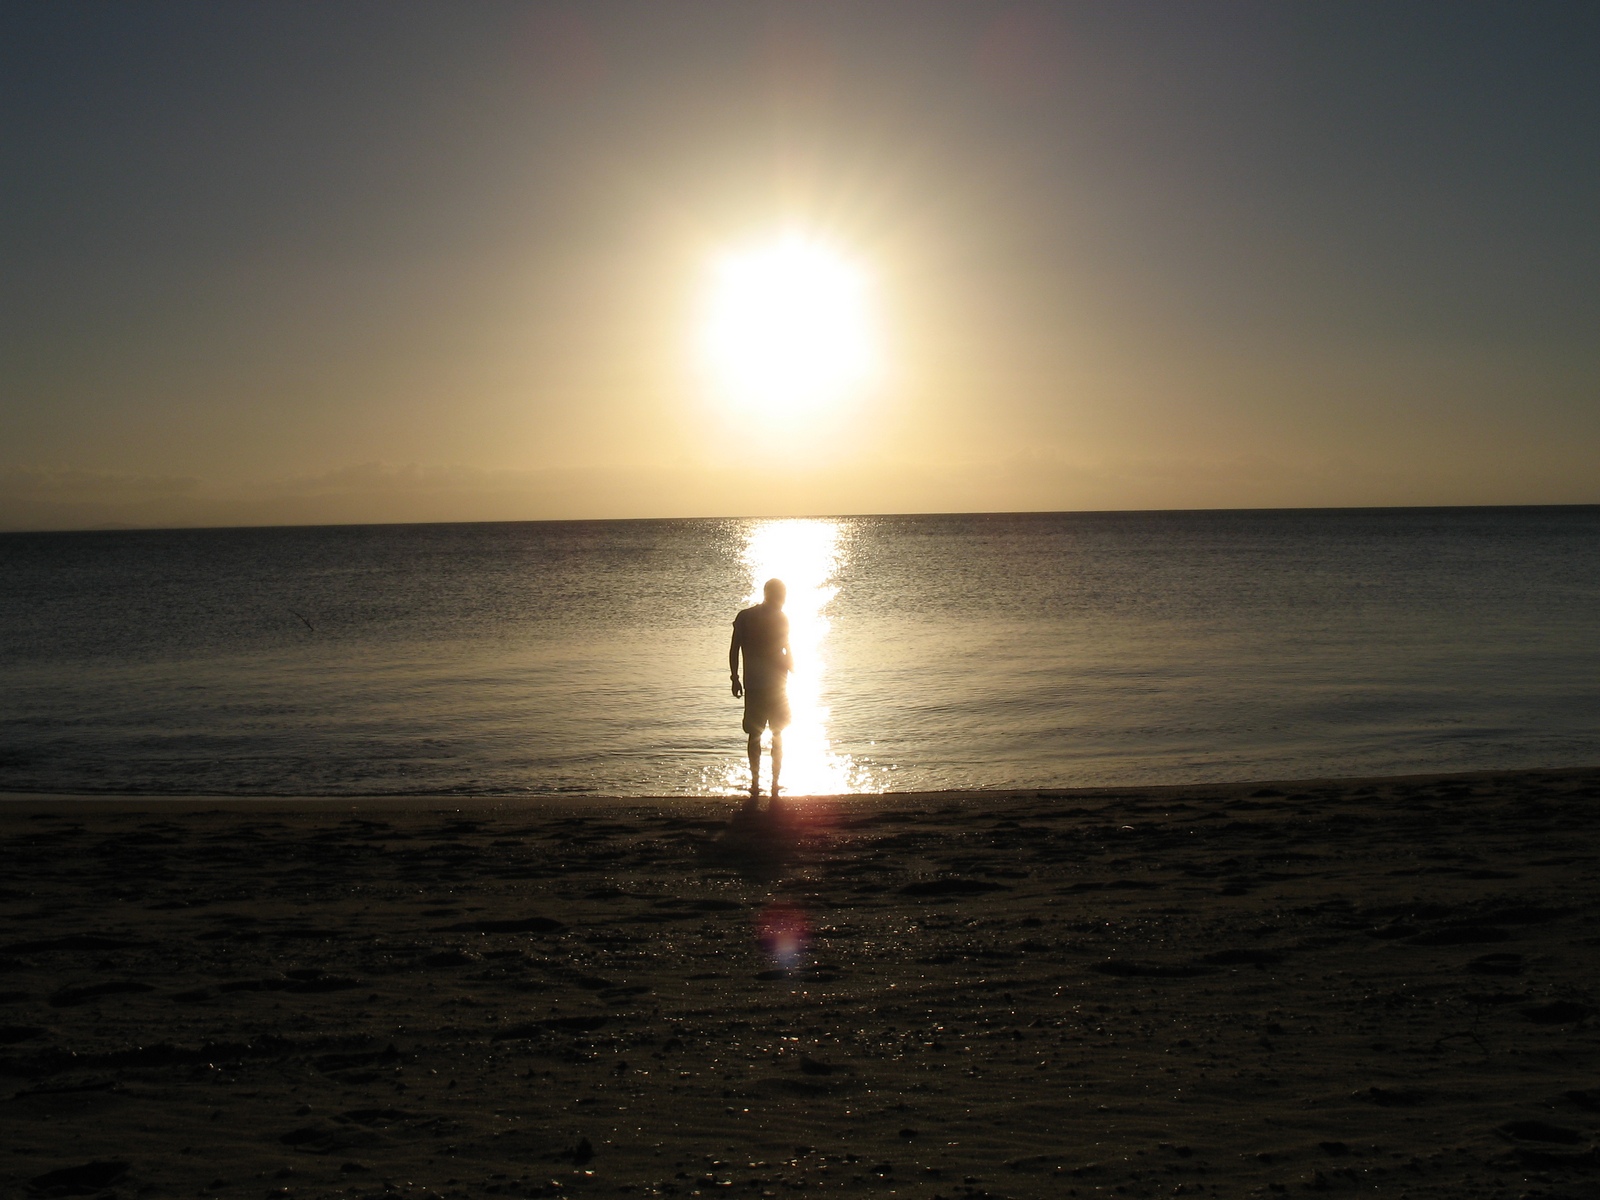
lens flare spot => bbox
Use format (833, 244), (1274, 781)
(757, 902), (810, 972)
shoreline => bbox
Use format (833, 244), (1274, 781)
(3, 763), (1598, 813)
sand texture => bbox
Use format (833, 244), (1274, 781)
(3, 769), (1599, 1200)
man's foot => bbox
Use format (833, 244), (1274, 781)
(749, 782), (761, 802)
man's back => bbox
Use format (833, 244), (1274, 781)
(733, 603), (790, 688)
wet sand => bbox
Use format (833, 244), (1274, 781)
(3, 768), (1598, 1200)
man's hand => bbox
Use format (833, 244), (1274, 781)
(731, 674), (743, 698)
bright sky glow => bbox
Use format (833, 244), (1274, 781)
(699, 232), (879, 415)
(5, 7), (1600, 530)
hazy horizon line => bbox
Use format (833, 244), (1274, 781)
(5, 499), (1598, 538)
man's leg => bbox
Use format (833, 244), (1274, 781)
(769, 730), (783, 801)
(746, 732), (762, 797)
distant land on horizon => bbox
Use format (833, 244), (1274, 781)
(4, 499), (1598, 539)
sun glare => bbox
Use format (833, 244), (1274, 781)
(716, 518), (871, 796)
(699, 232), (878, 413)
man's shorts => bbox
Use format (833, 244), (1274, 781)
(742, 686), (792, 735)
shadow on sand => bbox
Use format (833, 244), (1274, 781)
(701, 800), (811, 883)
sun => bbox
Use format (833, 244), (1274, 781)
(699, 231), (879, 413)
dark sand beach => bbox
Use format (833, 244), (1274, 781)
(3, 769), (1598, 1200)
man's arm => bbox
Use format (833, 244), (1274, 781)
(728, 624), (743, 697)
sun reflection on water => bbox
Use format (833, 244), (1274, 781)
(720, 518), (870, 796)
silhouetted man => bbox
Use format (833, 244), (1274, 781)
(730, 578), (792, 804)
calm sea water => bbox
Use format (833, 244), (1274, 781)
(1, 508), (1597, 797)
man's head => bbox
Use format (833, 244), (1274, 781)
(763, 578), (786, 607)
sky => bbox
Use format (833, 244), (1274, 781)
(2, 0), (1598, 530)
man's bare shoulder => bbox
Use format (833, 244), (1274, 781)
(733, 604), (787, 639)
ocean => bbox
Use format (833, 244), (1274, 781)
(1, 507), (1597, 798)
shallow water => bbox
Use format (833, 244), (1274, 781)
(1, 507), (1597, 796)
